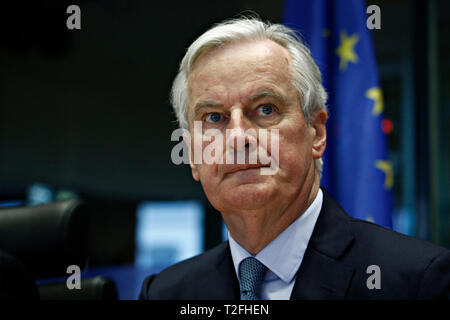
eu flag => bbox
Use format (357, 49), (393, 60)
(283, 0), (393, 228)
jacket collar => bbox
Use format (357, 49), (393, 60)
(290, 187), (355, 299)
(197, 243), (240, 299)
(307, 187), (355, 259)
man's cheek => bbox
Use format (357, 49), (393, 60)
(198, 163), (219, 182)
(278, 143), (305, 175)
(202, 134), (225, 165)
(260, 130), (280, 175)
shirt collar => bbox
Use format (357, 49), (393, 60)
(228, 188), (323, 284)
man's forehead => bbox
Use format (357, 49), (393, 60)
(185, 39), (295, 121)
(187, 40), (291, 97)
(189, 39), (291, 76)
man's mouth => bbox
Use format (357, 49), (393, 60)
(223, 164), (270, 177)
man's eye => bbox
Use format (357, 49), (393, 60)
(205, 113), (222, 123)
(257, 105), (274, 116)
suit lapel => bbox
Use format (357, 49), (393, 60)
(290, 187), (356, 300)
(197, 243), (240, 299)
(290, 247), (355, 299)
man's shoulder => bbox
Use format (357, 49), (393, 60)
(348, 216), (448, 263)
(345, 218), (450, 298)
(157, 241), (228, 279)
(318, 190), (450, 298)
(139, 242), (229, 299)
(320, 188), (449, 264)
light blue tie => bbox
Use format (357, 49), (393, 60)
(239, 257), (267, 300)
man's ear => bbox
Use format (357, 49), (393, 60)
(183, 134), (200, 182)
(310, 109), (327, 159)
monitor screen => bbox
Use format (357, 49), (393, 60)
(135, 200), (204, 272)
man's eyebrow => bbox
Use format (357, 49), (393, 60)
(192, 90), (285, 116)
(192, 100), (223, 116)
(247, 90), (286, 104)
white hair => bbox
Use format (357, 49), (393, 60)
(171, 17), (328, 174)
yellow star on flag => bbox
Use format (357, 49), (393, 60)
(366, 87), (384, 116)
(374, 160), (394, 189)
(336, 31), (359, 71)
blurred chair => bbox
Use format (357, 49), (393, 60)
(0, 250), (39, 300)
(0, 199), (118, 300)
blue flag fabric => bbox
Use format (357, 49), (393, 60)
(283, 0), (393, 228)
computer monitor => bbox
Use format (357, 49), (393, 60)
(135, 200), (204, 272)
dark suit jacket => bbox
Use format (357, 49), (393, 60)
(139, 188), (450, 299)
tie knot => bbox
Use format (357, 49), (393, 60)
(239, 257), (267, 300)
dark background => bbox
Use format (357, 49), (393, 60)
(1, 0), (449, 267)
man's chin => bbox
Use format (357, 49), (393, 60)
(221, 183), (275, 210)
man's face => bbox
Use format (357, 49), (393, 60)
(186, 39), (326, 216)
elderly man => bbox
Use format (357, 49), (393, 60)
(140, 18), (450, 300)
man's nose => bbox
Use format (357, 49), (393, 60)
(226, 109), (257, 151)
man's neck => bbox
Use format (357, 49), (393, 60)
(223, 171), (320, 255)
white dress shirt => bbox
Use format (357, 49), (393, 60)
(228, 188), (323, 300)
